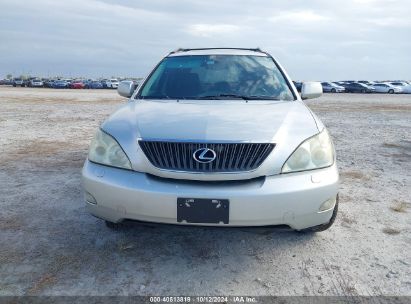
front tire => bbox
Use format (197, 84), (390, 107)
(388, 89), (394, 94)
(331, 88), (336, 93)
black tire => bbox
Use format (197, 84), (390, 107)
(361, 89), (365, 93)
(388, 89), (394, 94)
(105, 220), (124, 229)
(13, 83), (16, 87)
(304, 196), (339, 232)
(331, 88), (336, 93)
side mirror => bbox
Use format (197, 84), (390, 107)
(117, 80), (136, 98)
(300, 82), (323, 100)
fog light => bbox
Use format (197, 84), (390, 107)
(85, 192), (97, 205)
(319, 197), (336, 212)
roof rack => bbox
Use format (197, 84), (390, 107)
(168, 47), (263, 55)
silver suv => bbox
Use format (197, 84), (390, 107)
(82, 48), (339, 232)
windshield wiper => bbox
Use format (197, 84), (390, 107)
(196, 94), (283, 101)
(141, 95), (171, 100)
(197, 94), (249, 101)
(246, 96), (283, 100)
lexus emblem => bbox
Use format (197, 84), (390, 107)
(193, 148), (216, 163)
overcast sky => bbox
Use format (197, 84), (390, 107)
(0, 0), (410, 80)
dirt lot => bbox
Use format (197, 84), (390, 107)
(0, 87), (410, 296)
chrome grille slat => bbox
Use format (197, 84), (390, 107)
(255, 144), (271, 168)
(159, 143), (168, 168)
(175, 142), (181, 169)
(240, 144), (253, 170)
(152, 142), (163, 168)
(246, 144), (260, 168)
(235, 144), (245, 169)
(250, 144), (263, 168)
(247, 144), (260, 168)
(168, 142), (176, 169)
(139, 141), (274, 173)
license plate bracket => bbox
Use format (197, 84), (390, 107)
(177, 198), (229, 224)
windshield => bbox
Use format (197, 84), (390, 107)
(137, 55), (295, 100)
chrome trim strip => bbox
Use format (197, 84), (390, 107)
(137, 137), (274, 144)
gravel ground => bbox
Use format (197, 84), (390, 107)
(0, 87), (410, 296)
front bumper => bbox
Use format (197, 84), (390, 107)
(82, 160), (339, 230)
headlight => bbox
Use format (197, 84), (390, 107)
(282, 129), (334, 173)
(88, 129), (132, 170)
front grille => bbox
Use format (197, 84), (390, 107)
(139, 141), (275, 172)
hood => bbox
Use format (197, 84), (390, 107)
(101, 99), (320, 178)
(103, 99), (318, 141)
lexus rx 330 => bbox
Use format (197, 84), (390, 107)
(82, 48), (339, 232)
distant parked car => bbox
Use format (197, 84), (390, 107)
(88, 81), (103, 89)
(44, 80), (55, 88)
(70, 81), (85, 89)
(82, 80), (90, 89)
(24, 78), (35, 87)
(52, 80), (69, 89)
(292, 81), (302, 92)
(63, 79), (73, 87)
(29, 79), (44, 87)
(100, 79), (109, 88)
(372, 83), (402, 94)
(389, 82), (411, 94)
(108, 79), (119, 89)
(321, 82), (345, 93)
(12, 78), (25, 87)
(341, 82), (375, 93)
(0, 79), (12, 85)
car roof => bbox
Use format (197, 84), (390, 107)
(167, 48), (268, 57)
